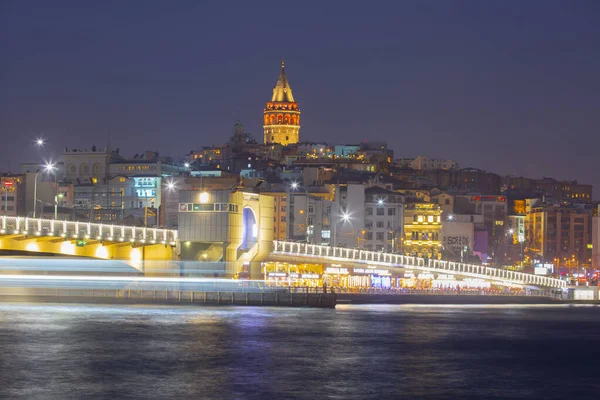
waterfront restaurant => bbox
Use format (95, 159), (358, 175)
(262, 261), (323, 287)
(263, 262), (499, 290)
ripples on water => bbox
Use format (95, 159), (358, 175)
(0, 303), (598, 399)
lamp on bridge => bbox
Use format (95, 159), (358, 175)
(33, 162), (56, 219)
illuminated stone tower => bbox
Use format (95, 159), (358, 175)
(263, 59), (301, 145)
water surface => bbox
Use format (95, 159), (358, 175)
(0, 303), (598, 399)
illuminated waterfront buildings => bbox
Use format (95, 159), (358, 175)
(525, 198), (591, 270)
(404, 203), (442, 258)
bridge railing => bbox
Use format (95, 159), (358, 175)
(272, 241), (567, 288)
(0, 216), (178, 245)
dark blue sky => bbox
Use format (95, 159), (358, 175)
(1, 1), (599, 194)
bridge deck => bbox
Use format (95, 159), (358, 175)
(272, 241), (566, 288)
(0, 216), (178, 245)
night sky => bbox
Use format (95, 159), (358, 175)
(1, 1), (599, 195)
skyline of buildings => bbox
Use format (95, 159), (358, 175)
(1, 60), (598, 275)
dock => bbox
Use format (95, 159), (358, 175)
(0, 287), (337, 308)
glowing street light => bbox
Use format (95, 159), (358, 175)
(166, 181), (176, 191)
(341, 212), (351, 223)
(35, 137), (45, 147)
(291, 181), (299, 190)
(377, 198), (384, 206)
(448, 214), (454, 221)
(184, 162), (191, 168)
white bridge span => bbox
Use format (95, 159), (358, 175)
(0, 216), (178, 244)
(271, 241), (567, 289)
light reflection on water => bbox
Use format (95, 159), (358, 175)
(0, 303), (598, 399)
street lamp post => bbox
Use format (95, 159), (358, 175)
(3, 185), (8, 216)
(184, 163), (203, 190)
(289, 181), (310, 243)
(33, 163), (56, 218)
(332, 210), (351, 247)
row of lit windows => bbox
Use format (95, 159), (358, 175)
(366, 207), (396, 216)
(409, 232), (440, 241)
(365, 232), (394, 241)
(178, 203), (239, 213)
(119, 165), (157, 171)
(413, 215), (441, 223)
(365, 221), (394, 229)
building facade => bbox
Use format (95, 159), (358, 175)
(0, 174), (25, 217)
(263, 60), (301, 146)
(526, 199), (591, 270)
(177, 189), (274, 278)
(404, 203), (442, 258)
(363, 186), (404, 252)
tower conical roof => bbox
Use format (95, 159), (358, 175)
(271, 59), (295, 102)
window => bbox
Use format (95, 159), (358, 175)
(281, 216), (286, 222)
(376, 208), (384, 216)
(366, 207), (373, 216)
(445, 199), (450, 205)
(308, 205), (314, 214)
(388, 208), (395, 216)
(367, 232), (373, 240)
(376, 232), (384, 240)
(387, 232), (393, 240)
(308, 216), (314, 225)
(427, 216), (433, 223)
(377, 221), (384, 228)
(281, 206), (286, 212)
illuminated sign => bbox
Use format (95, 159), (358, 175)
(353, 268), (390, 275)
(268, 272), (287, 278)
(534, 267), (549, 276)
(471, 195), (506, 202)
(437, 274), (455, 280)
(302, 274), (320, 279)
(289, 273), (299, 278)
(3, 181), (14, 187)
(134, 177), (156, 188)
(136, 189), (156, 197)
(325, 267), (348, 274)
